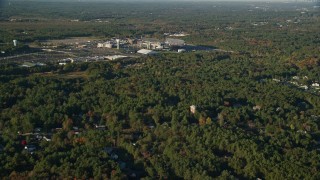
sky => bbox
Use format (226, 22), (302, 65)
(0, 0), (313, 2)
(1, 0), (319, 4)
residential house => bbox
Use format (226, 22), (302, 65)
(190, 105), (196, 114)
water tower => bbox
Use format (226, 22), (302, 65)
(13, 40), (18, 47)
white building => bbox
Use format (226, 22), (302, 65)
(97, 42), (113, 48)
(299, 85), (308, 90)
(140, 38), (163, 50)
(137, 49), (158, 55)
(190, 105), (196, 114)
(165, 38), (185, 46)
(178, 49), (186, 53)
(292, 76), (299, 80)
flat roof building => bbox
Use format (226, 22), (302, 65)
(165, 38), (185, 46)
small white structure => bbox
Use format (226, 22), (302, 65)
(137, 49), (157, 55)
(13, 40), (18, 46)
(94, 124), (106, 130)
(24, 145), (36, 153)
(253, 105), (262, 111)
(272, 78), (280, 82)
(178, 49), (186, 53)
(190, 105), (196, 114)
(299, 85), (308, 90)
(292, 76), (299, 80)
(43, 136), (52, 142)
(312, 83), (320, 87)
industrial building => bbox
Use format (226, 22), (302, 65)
(95, 36), (193, 55)
(165, 38), (185, 46)
(97, 42), (113, 48)
(140, 38), (164, 50)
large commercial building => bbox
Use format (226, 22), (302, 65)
(165, 38), (185, 46)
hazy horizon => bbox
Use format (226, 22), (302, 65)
(2, 0), (319, 2)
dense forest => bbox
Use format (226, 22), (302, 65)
(0, 1), (320, 179)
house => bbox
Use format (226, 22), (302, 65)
(43, 135), (52, 142)
(253, 105), (262, 111)
(272, 78), (280, 82)
(178, 49), (186, 53)
(71, 130), (81, 135)
(141, 151), (151, 158)
(94, 124), (106, 130)
(24, 145), (36, 153)
(190, 105), (196, 114)
(289, 81), (298, 85)
(137, 49), (158, 55)
(312, 82), (320, 87)
(299, 85), (308, 90)
(292, 76), (299, 80)
(224, 101), (231, 107)
(247, 121), (256, 129)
